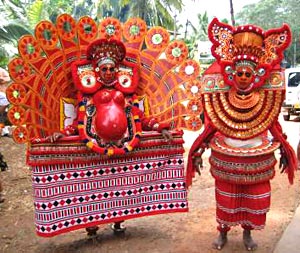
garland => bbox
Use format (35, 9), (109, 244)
(77, 93), (142, 155)
(203, 89), (284, 139)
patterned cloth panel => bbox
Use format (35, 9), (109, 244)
(27, 130), (188, 237)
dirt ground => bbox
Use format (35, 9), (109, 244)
(1, 129), (300, 253)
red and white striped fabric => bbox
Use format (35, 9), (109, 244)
(215, 180), (271, 230)
(208, 135), (277, 230)
(28, 130), (188, 237)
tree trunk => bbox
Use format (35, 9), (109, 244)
(229, 0), (235, 26)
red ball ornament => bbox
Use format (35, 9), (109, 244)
(93, 89), (127, 141)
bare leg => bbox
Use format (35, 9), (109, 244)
(0, 181), (4, 203)
(0, 153), (8, 171)
(212, 231), (228, 250)
(243, 229), (257, 251)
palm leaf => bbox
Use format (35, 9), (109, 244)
(0, 23), (32, 43)
(27, 0), (47, 29)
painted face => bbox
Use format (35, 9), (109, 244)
(98, 63), (117, 84)
(234, 65), (255, 91)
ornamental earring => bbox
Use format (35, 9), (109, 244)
(257, 68), (266, 76)
(225, 65), (233, 74)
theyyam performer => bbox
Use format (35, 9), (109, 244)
(6, 15), (201, 238)
(187, 18), (297, 251)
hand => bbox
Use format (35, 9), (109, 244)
(279, 154), (288, 173)
(194, 156), (203, 176)
(46, 132), (65, 143)
(161, 129), (173, 142)
(279, 146), (288, 172)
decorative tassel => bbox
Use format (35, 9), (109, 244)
(269, 120), (296, 184)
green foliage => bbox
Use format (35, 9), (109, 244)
(8, 0), (298, 67)
(0, 0), (184, 65)
(125, 0), (183, 30)
(95, 0), (130, 22)
(182, 11), (209, 61)
(27, 0), (46, 29)
(0, 47), (9, 68)
(236, 0), (300, 66)
(0, 23), (30, 43)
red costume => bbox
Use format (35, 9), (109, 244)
(6, 15), (201, 237)
(187, 18), (297, 244)
(68, 38), (170, 155)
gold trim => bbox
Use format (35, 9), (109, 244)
(228, 90), (261, 109)
(212, 91), (273, 129)
(204, 90), (283, 139)
(220, 91), (265, 121)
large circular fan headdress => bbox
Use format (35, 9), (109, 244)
(6, 15), (202, 144)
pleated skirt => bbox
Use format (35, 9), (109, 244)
(215, 180), (271, 230)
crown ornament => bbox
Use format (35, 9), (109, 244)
(87, 38), (126, 66)
(208, 18), (292, 91)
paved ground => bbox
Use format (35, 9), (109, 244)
(273, 201), (300, 252)
(273, 116), (300, 253)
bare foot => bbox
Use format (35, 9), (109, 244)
(86, 226), (99, 238)
(243, 229), (258, 251)
(212, 231), (228, 250)
(111, 221), (126, 234)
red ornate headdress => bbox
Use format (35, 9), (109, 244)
(86, 38), (126, 66)
(208, 18), (292, 90)
(232, 25), (264, 64)
(72, 38), (139, 95)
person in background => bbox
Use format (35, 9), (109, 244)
(0, 151), (7, 202)
(0, 180), (4, 203)
(0, 67), (11, 137)
(0, 67), (10, 203)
